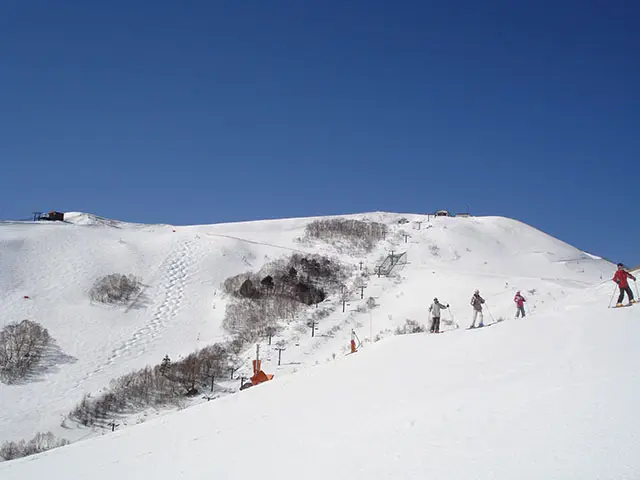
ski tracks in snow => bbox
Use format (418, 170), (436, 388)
(82, 239), (199, 381)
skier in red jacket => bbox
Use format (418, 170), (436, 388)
(613, 263), (636, 307)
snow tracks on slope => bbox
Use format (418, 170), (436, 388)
(87, 239), (200, 378)
(150, 239), (197, 332)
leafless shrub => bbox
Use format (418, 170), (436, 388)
(0, 440), (24, 461)
(197, 344), (229, 380)
(226, 254), (347, 303)
(0, 432), (69, 461)
(228, 337), (245, 356)
(90, 273), (142, 304)
(303, 219), (388, 252)
(394, 319), (426, 335)
(311, 305), (333, 322)
(224, 299), (270, 343)
(220, 253), (351, 361)
(221, 253), (349, 345)
(238, 279), (261, 299)
(69, 343), (231, 427)
(172, 353), (201, 395)
(366, 297), (378, 310)
(69, 393), (96, 427)
(222, 272), (251, 296)
(0, 320), (51, 383)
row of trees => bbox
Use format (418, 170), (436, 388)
(69, 343), (234, 428)
(224, 254), (346, 304)
(0, 319), (51, 384)
(302, 218), (388, 252)
(222, 253), (350, 345)
(1, 432), (69, 461)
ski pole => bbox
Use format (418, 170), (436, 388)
(608, 285), (617, 308)
(353, 330), (362, 348)
(484, 304), (496, 323)
(634, 280), (639, 301)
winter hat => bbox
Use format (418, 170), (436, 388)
(617, 263), (624, 267)
(474, 289), (479, 294)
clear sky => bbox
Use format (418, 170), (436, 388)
(1, 1), (638, 264)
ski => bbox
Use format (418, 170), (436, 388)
(467, 323), (495, 330)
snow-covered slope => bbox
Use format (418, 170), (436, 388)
(1, 279), (638, 480)
(0, 212), (617, 454)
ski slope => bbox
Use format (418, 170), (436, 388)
(0, 211), (624, 469)
(1, 278), (638, 479)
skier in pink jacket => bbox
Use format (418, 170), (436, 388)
(514, 291), (526, 318)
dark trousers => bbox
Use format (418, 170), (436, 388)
(430, 317), (441, 333)
(618, 285), (634, 304)
(516, 306), (525, 317)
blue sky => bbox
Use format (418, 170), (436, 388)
(1, 1), (638, 264)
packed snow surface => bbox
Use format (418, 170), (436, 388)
(1, 211), (637, 479)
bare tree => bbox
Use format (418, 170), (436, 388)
(302, 219), (388, 252)
(0, 440), (25, 461)
(1, 432), (69, 461)
(0, 319), (51, 383)
(198, 344), (228, 383)
(222, 300), (266, 342)
(23, 432), (70, 456)
(173, 353), (200, 395)
(89, 273), (142, 304)
(223, 272), (252, 296)
(69, 394), (95, 426)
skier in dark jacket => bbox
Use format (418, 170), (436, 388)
(429, 298), (449, 333)
(470, 289), (485, 328)
(613, 263), (636, 307)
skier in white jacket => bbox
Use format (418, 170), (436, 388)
(429, 298), (449, 333)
